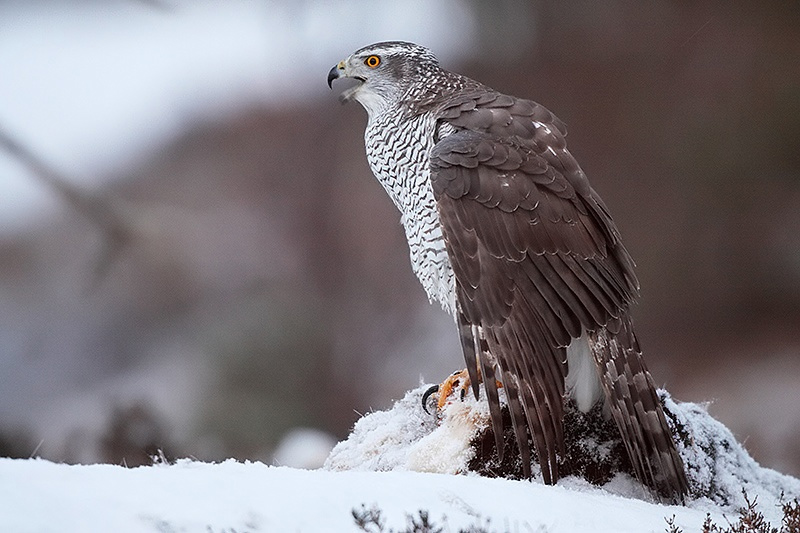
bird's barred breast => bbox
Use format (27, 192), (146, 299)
(364, 112), (457, 314)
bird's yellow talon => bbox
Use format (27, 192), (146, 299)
(435, 368), (472, 410)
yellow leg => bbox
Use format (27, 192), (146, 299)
(436, 369), (472, 409)
(433, 367), (504, 410)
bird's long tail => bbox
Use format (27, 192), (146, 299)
(590, 321), (689, 503)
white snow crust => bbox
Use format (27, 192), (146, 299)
(1, 385), (798, 532)
(0, 457), (710, 532)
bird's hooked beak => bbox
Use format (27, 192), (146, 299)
(327, 59), (363, 104)
(327, 60), (344, 89)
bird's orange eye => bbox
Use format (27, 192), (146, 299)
(365, 55), (381, 68)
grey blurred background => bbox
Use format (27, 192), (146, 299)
(0, 1), (798, 475)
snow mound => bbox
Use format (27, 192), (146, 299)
(665, 395), (800, 513)
(326, 384), (800, 516)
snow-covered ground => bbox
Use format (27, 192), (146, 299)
(2, 385), (798, 532)
(0, 458), (712, 532)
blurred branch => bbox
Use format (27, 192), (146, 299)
(0, 124), (133, 286)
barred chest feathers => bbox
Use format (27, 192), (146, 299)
(364, 110), (457, 316)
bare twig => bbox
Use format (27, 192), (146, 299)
(0, 124), (133, 285)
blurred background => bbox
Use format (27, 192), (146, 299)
(0, 0), (798, 475)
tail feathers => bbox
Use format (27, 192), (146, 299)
(590, 326), (689, 503)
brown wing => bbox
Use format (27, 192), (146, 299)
(430, 91), (689, 501)
(430, 106), (639, 484)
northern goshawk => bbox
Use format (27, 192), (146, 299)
(328, 41), (688, 503)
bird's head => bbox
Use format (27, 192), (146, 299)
(327, 41), (440, 117)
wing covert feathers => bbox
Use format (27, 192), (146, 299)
(430, 94), (687, 502)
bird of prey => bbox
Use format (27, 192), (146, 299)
(328, 41), (688, 502)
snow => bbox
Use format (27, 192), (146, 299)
(1, 458), (709, 533)
(2, 385), (798, 532)
(663, 394), (800, 512)
(272, 427), (337, 469)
